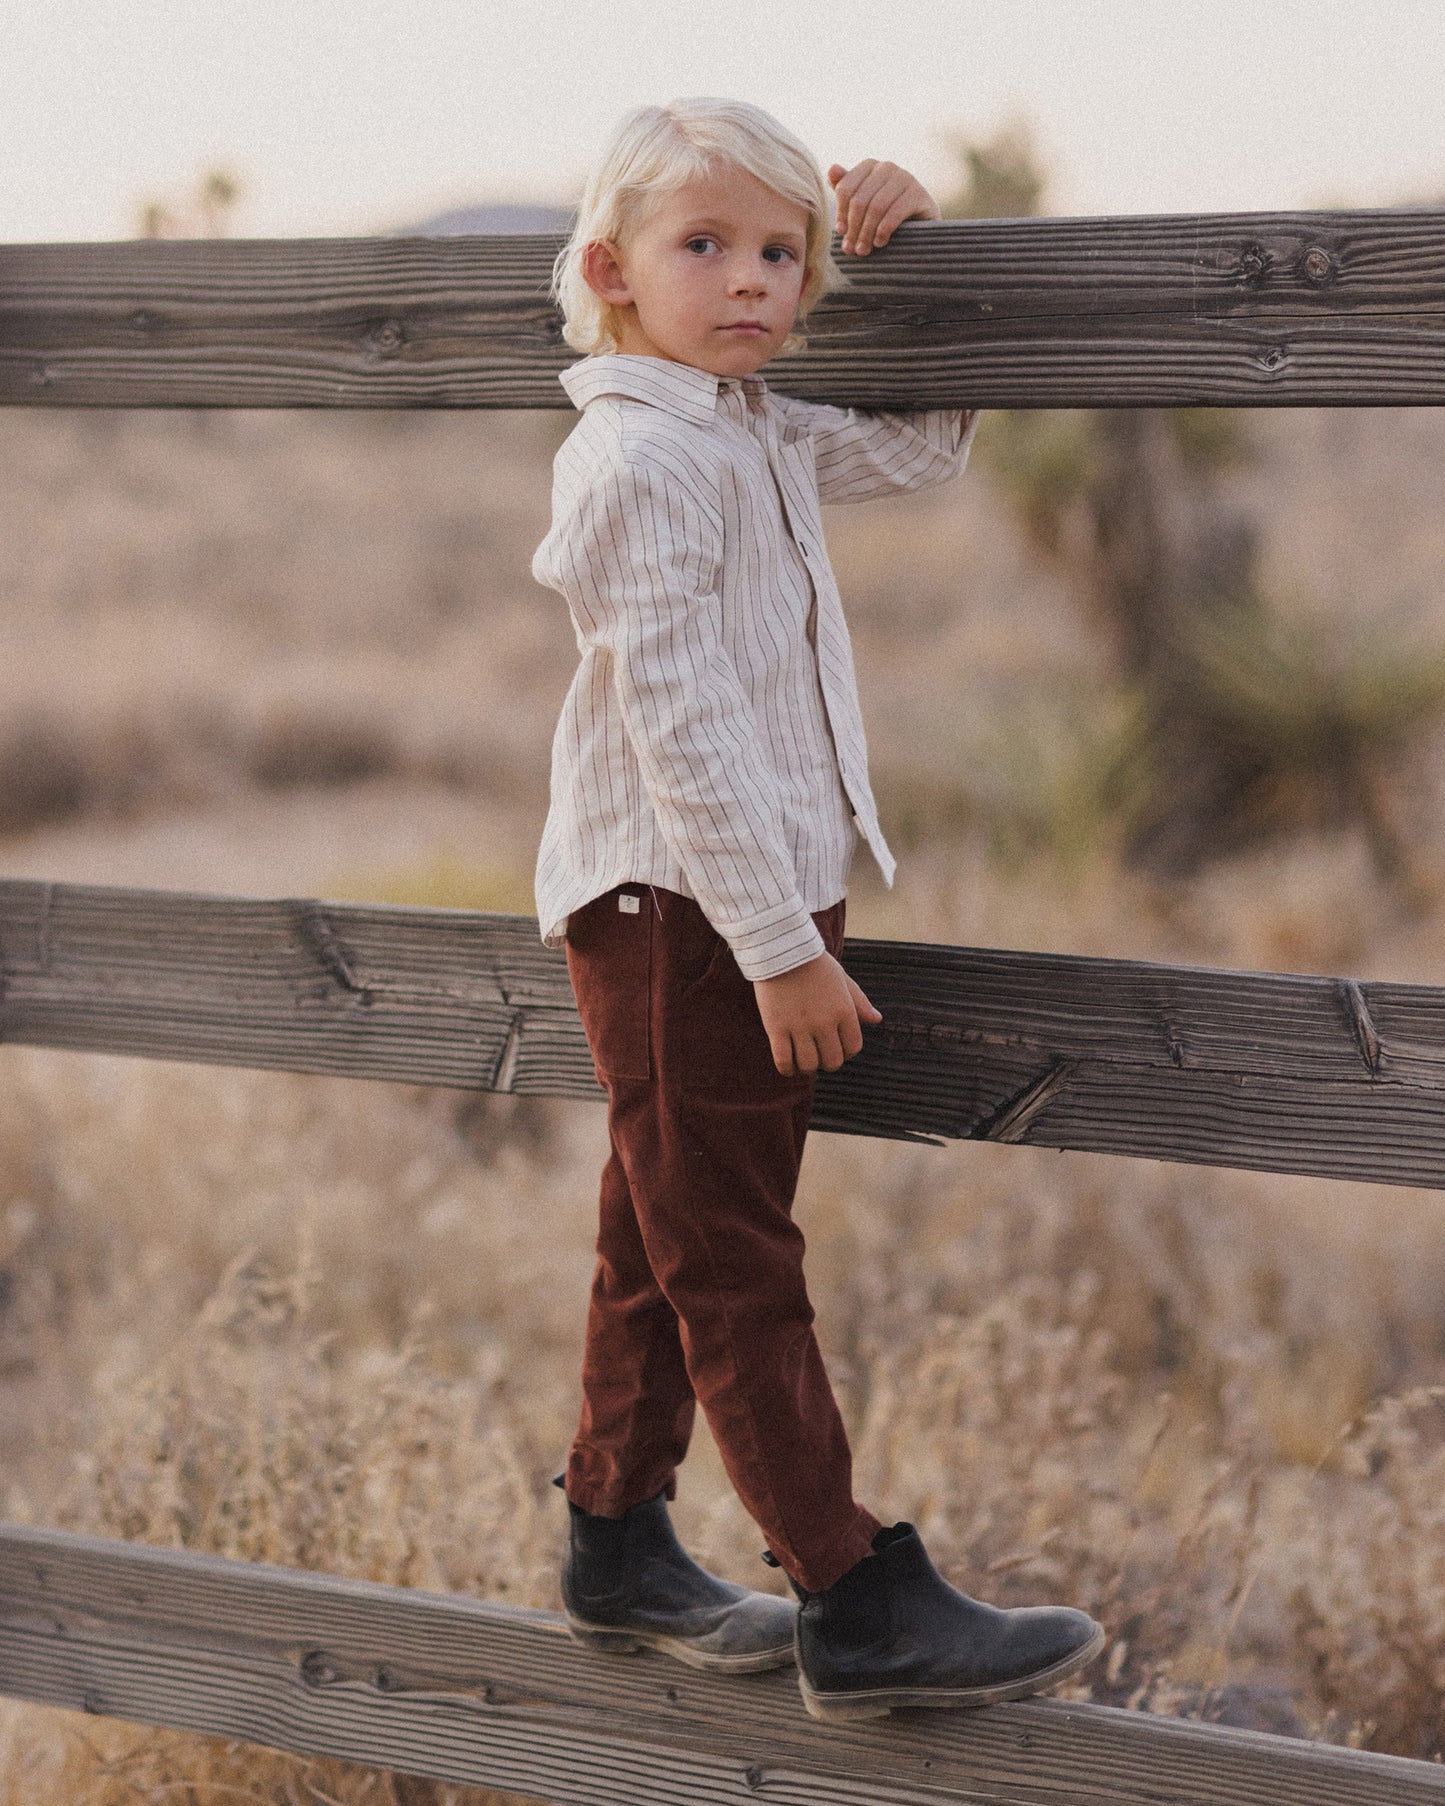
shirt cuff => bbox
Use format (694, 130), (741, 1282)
(715, 896), (828, 981)
(914, 406), (979, 464)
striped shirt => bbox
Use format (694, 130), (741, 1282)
(531, 351), (978, 981)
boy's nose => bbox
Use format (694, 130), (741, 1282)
(731, 264), (771, 293)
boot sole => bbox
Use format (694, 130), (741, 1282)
(798, 1619), (1106, 1722)
(566, 1615), (796, 1674)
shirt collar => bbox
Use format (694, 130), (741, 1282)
(559, 352), (769, 425)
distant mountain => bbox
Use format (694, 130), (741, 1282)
(386, 201), (577, 237)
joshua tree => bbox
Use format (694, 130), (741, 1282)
(936, 122), (1443, 889)
(135, 165), (244, 240)
(197, 168), (242, 238)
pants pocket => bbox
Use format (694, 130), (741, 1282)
(565, 886), (653, 1083)
(676, 899), (847, 1103)
(676, 937), (811, 1104)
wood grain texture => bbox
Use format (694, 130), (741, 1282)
(0, 1520), (1441, 1805)
(3, 879), (1445, 1186)
(4, 209), (1445, 409)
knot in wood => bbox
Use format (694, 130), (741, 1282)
(744, 1764), (765, 1791)
(1303, 247), (1334, 284)
(369, 318), (406, 356)
(300, 1650), (339, 1688)
(374, 1664), (404, 1692)
(1237, 245), (1270, 286)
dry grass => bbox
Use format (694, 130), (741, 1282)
(4, 893), (1445, 1785)
(6, 405), (1445, 1791)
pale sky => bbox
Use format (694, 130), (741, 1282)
(8, 0), (1445, 243)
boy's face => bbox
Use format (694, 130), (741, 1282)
(582, 165), (811, 376)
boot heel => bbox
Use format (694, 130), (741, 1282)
(567, 1619), (644, 1655)
(798, 1679), (891, 1723)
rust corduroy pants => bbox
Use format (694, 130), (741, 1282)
(562, 883), (882, 1594)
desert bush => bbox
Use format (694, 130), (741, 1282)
(1155, 593), (1445, 885)
(0, 715), (87, 833)
(248, 705), (401, 790)
(1281, 1387), (1445, 1758)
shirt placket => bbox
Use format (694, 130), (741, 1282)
(750, 402), (896, 884)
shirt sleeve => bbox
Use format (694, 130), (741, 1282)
(555, 444), (827, 981)
(769, 393), (979, 505)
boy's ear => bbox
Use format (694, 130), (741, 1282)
(581, 239), (632, 306)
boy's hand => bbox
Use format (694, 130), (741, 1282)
(827, 160), (941, 256)
(754, 951), (883, 1077)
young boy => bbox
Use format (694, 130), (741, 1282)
(531, 96), (1103, 1722)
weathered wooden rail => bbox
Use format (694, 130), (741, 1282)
(3, 877), (1445, 1187)
(6, 205), (1445, 1795)
(4, 208), (1445, 411)
(2, 1521), (1442, 1806)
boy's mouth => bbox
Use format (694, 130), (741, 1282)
(721, 323), (767, 336)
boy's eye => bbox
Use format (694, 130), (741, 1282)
(682, 237), (797, 262)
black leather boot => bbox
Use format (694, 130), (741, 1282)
(791, 1521), (1104, 1721)
(559, 1480), (796, 1673)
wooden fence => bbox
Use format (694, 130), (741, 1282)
(4, 208), (1445, 1799)
(3, 877), (1445, 1186)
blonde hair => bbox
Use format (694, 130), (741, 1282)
(552, 96), (850, 359)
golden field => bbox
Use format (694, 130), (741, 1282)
(4, 398), (1445, 1798)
